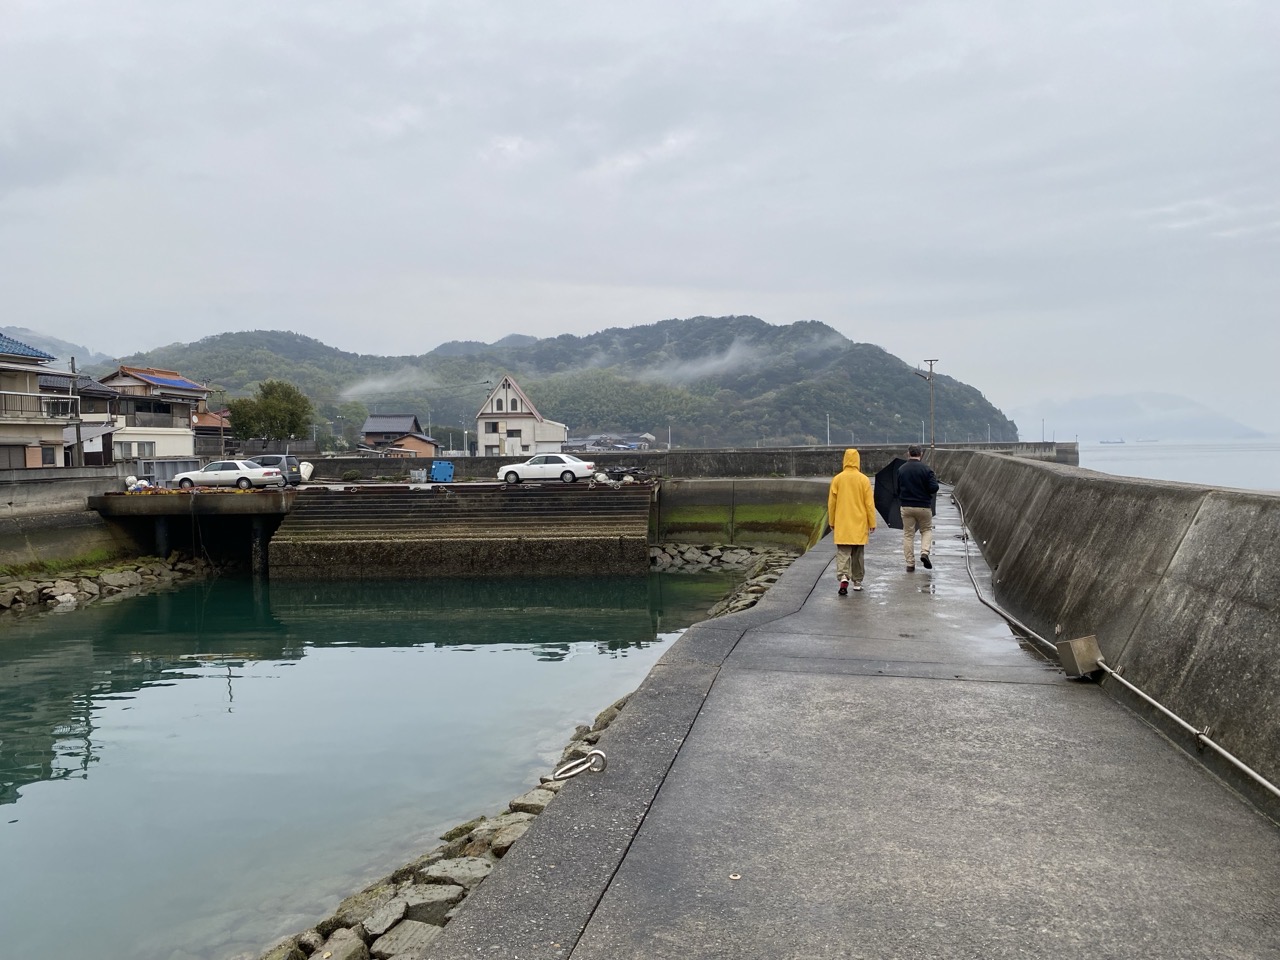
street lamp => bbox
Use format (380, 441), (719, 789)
(913, 360), (938, 450)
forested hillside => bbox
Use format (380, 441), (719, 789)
(93, 317), (1018, 448)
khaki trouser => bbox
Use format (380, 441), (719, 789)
(836, 544), (865, 583)
(901, 506), (933, 563)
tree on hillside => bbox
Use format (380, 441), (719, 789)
(228, 380), (314, 440)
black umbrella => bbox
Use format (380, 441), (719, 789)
(874, 458), (906, 529)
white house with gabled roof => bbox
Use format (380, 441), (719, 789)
(475, 375), (567, 457)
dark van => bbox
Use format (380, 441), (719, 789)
(252, 454), (303, 486)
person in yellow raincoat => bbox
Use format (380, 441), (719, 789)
(827, 448), (876, 594)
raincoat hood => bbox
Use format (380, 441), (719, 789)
(842, 448), (861, 471)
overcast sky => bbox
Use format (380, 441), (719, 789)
(2, 1), (1276, 432)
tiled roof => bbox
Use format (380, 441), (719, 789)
(0, 333), (57, 361)
(362, 414), (422, 433)
(38, 373), (119, 397)
(116, 366), (207, 391)
(62, 422), (117, 443)
(392, 433), (438, 443)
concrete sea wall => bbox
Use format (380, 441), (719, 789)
(931, 449), (1280, 801)
(1, 467), (143, 569)
(308, 441), (1078, 484)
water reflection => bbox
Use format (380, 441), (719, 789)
(0, 572), (735, 807)
(1, 570), (739, 960)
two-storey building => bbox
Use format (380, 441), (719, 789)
(475, 375), (568, 457)
(0, 333), (78, 469)
(95, 366), (209, 459)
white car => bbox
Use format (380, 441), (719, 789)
(497, 453), (597, 484)
(173, 459), (287, 490)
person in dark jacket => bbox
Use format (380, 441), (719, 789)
(898, 445), (939, 572)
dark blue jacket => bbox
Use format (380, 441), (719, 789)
(898, 459), (939, 508)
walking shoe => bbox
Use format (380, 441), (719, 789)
(920, 553), (932, 569)
(852, 581), (863, 591)
(906, 564), (915, 572)
(838, 577), (848, 596)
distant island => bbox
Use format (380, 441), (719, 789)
(1011, 393), (1265, 443)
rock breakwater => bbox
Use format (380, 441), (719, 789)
(0, 552), (212, 618)
(246, 695), (631, 960)
(651, 541), (801, 616)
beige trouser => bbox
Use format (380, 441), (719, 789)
(835, 544), (865, 583)
(901, 506), (934, 563)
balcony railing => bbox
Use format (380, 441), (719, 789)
(0, 391), (80, 421)
(123, 412), (191, 429)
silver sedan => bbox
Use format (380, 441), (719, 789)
(497, 453), (597, 484)
(173, 459), (287, 490)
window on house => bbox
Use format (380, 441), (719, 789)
(511, 399), (519, 412)
(114, 441), (134, 459)
(485, 422), (499, 433)
(484, 445), (498, 456)
(495, 399), (503, 411)
(42, 446), (56, 465)
(137, 442), (156, 457)
(506, 429), (521, 438)
(43, 398), (76, 418)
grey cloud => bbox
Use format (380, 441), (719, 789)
(1, 0), (1276, 431)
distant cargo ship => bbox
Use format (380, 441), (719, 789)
(1099, 438), (1126, 444)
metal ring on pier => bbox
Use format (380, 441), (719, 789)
(552, 749), (607, 781)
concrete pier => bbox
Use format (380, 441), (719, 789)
(422, 491), (1280, 959)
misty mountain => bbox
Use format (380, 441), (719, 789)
(87, 317), (1018, 447)
(432, 334), (539, 357)
(1011, 393), (1265, 442)
(0, 326), (113, 370)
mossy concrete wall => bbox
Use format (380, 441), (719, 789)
(654, 478), (831, 551)
(270, 536), (649, 579)
(0, 512), (143, 570)
(932, 449), (1280, 802)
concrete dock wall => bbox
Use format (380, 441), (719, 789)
(932, 449), (1280, 795)
(655, 478), (831, 550)
(308, 441), (1078, 484)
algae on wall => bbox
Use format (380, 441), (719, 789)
(655, 479), (830, 551)
(0, 514), (143, 573)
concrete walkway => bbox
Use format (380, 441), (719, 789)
(427, 491), (1280, 960)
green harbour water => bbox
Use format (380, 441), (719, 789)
(0, 572), (739, 960)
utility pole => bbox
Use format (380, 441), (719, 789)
(914, 360), (938, 450)
(826, 413), (830, 446)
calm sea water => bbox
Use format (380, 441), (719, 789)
(0, 574), (736, 960)
(1078, 439), (1280, 492)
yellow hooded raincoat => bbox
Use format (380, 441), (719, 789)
(828, 448), (876, 545)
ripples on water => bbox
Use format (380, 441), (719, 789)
(0, 573), (739, 960)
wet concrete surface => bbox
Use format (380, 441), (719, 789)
(426, 491), (1280, 960)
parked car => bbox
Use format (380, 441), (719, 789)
(497, 453), (596, 484)
(173, 459), (286, 490)
(251, 454), (303, 486)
